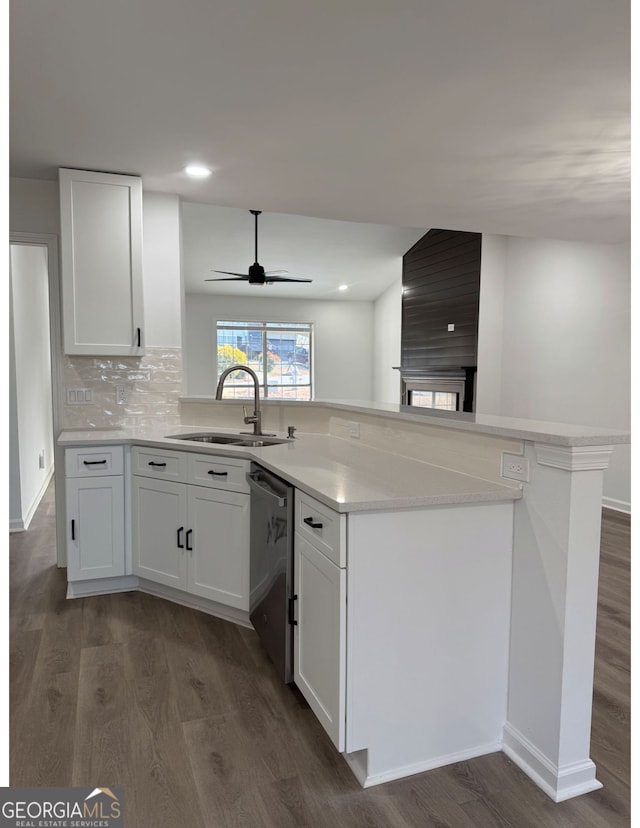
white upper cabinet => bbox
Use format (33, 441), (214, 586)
(59, 168), (144, 355)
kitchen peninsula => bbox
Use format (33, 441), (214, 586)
(58, 399), (629, 804)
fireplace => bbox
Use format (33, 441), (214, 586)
(397, 367), (477, 413)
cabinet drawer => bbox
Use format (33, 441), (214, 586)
(65, 446), (124, 477)
(188, 453), (250, 494)
(132, 446), (187, 482)
(296, 490), (346, 567)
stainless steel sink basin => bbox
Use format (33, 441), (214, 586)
(166, 432), (289, 447)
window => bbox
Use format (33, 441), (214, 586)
(216, 320), (312, 400)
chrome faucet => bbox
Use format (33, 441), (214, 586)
(215, 364), (267, 436)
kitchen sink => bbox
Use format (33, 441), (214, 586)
(166, 432), (289, 447)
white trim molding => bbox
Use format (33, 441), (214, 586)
(502, 723), (602, 802)
(534, 443), (614, 472)
(345, 741), (503, 788)
(602, 497), (631, 515)
(9, 465), (55, 533)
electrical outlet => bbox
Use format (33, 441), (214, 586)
(501, 452), (529, 482)
(115, 384), (129, 405)
(349, 421), (360, 438)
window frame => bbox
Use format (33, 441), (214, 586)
(215, 318), (313, 401)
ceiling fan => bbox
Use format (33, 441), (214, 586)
(205, 209), (313, 286)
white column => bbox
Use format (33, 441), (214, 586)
(503, 441), (613, 802)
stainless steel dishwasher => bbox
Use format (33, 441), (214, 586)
(247, 463), (295, 683)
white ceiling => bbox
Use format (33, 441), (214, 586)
(10, 0), (629, 244)
(182, 203), (424, 300)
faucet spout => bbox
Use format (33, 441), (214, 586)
(215, 364), (263, 436)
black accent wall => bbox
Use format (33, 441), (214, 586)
(401, 228), (482, 372)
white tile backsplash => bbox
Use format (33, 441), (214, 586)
(62, 347), (182, 430)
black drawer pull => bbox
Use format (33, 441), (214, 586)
(288, 594), (298, 626)
(83, 459), (107, 466)
(208, 470), (228, 477)
(71, 519), (76, 540)
(137, 327), (141, 347)
(177, 526), (184, 549)
(186, 529), (193, 551)
(303, 517), (323, 529)
(148, 461), (167, 467)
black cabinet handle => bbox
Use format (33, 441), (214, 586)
(137, 327), (141, 347)
(148, 461), (167, 467)
(208, 469), (228, 477)
(177, 526), (184, 549)
(83, 459), (107, 466)
(186, 529), (193, 551)
(288, 594), (298, 626)
(303, 517), (323, 529)
(71, 519), (76, 540)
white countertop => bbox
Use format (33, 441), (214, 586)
(58, 425), (522, 513)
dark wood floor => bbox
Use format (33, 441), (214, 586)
(10, 484), (630, 827)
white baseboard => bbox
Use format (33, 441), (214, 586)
(65, 574), (252, 629)
(67, 575), (140, 598)
(502, 722), (602, 802)
(137, 578), (252, 628)
(602, 497), (630, 515)
(9, 465), (54, 533)
(344, 741), (502, 788)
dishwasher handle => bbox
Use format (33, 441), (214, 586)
(247, 472), (287, 507)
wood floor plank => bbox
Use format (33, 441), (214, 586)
(156, 600), (231, 722)
(71, 643), (132, 788)
(11, 670), (78, 786)
(126, 674), (207, 828)
(182, 714), (276, 827)
(116, 591), (170, 680)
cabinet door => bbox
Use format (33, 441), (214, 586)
(132, 476), (187, 590)
(66, 476), (125, 581)
(294, 533), (346, 751)
(186, 486), (250, 610)
(59, 168), (144, 356)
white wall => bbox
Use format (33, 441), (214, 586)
(476, 234), (507, 414)
(372, 280), (402, 404)
(10, 244), (55, 530)
(142, 192), (182, 347)
(10, 178), (60, 235)
(477, 236), (630, 511)
(184, 293), (374, 400)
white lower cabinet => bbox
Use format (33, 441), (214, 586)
(187, 485), (250, 607)
(132, 477), (188, 589)
(294, 492), (347, 751)
(65, 447), (125, 581)
(132, 473), (250, 611)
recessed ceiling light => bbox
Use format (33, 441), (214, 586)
(184, 164), (212, 178)
(338, 284), (349, 291)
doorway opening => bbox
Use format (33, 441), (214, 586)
(9, 234), (63, 540)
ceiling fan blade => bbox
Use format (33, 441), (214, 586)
(204, 210), (311, 288)
(205, 276), (249, 282)
(265, 276), (313, 283)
